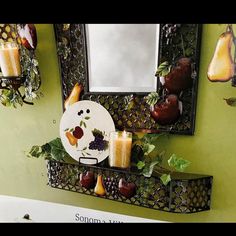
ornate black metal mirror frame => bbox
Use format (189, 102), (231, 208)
(48, 24), (213, 214)
(54, 24), (202, 135)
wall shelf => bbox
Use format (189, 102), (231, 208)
(47, 160), (213, 214)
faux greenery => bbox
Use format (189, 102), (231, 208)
(21, 47), (41, 101)
(28, 134), (190, 186)
(27, 138), (70, 161)
(155, 61), (171, 77)
(145, 92), (160, 106)
(0, 89), (23, 108)
(0, 29), (41, 108)
(132, 133), (190, 185)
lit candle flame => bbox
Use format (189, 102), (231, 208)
(122, 130), (127, 137)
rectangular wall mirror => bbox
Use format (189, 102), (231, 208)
(54, 24), (202, 135)
(86, 24), (159, 93)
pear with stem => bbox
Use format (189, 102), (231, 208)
(208, 26), (235, 82)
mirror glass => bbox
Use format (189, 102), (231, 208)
(86, 24), (160, 93)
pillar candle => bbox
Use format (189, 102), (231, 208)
(109, 131), (132, 169)
(0, 42), (21, 77)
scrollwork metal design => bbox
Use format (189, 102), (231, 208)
(54, 24), (202, 135)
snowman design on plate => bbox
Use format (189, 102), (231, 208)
(60, 101), (115, 164)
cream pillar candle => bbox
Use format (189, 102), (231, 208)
(0, 42), (21, 77)
(109, 131), (132, 169)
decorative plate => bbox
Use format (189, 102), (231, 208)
(60, 100), (115, 164)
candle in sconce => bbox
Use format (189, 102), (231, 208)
(0, 42), (21, 77)
(109, 131), (132, 169)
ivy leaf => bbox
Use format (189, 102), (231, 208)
(160, 174), (171, 186)
(155, 61), (171, 77)
(41, 143), (51, 153)
(143, 133), (166, 145)
(143, 143), (155, 156)
(168, 154), (190, 172)
(224, 97), (236, 106)
(137, 161), (145, 170)
(145, 92), (160, 106)
(32, 59), (39, 67)
(84, 116), (90, 120)
(27, 145), (43, 158)
(48, 138), (68, 161)
(142, 158), (161, 178)
(0, 89), (23, 108)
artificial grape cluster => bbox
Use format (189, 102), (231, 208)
(162, 24), (181, 44)
(88, 129), (108, 151)
(104, 176), (119, 199)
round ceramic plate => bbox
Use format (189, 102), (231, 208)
(60, 100), (115, 164)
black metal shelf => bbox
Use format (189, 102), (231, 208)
(47, 159), (213, 214)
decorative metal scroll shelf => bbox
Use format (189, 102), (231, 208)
(47, 160), (213, 214)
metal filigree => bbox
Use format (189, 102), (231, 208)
(54, 24), (201, 134)
(0, 24), (41, 107)
(47, 160), (213, 213)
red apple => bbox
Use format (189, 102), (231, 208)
(17, 24), (37, 50)
(79, 171), (95, 189)
(72, 126), (84, 139)
(118, 178), (136, 198)
(162, 57), (192, 94)
(151, 94), (182, 125)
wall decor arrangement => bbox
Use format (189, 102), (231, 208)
(207, 24), (236, 106)
(0, 24), (41, 107)
(29, 24), (213, 214)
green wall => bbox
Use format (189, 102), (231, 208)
(0, 24), (236, 222)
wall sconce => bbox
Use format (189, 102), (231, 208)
(0, 24), (41, 107)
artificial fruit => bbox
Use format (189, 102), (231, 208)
(207, 30), (235, 82)
(150, 94), (182, 125)
(94, 175), (106, 196)
(159, 57), (192, 94)
(118, 178), (136, 198)
(64, 83), (83, 110)
(17, 24), (37, 50)
(79, 171), (95, 189)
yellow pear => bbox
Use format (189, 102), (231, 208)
(94, 175), (106, 196)
(65, 132), (78, 146)
(207, 31), (235, 82)
(64, 83), (83, 110)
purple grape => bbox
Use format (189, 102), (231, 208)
(88, 129), (108, 151)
